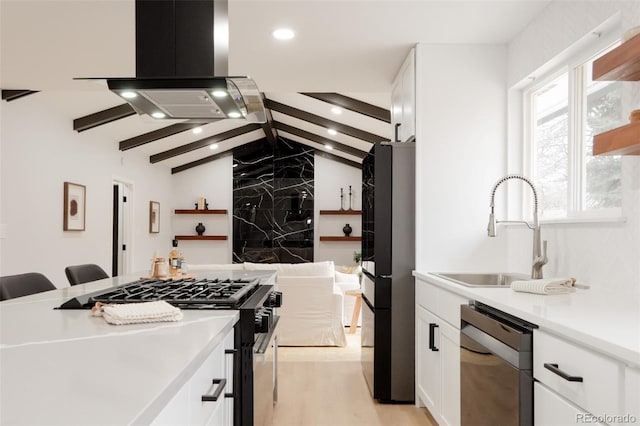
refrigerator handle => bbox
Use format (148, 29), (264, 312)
(394, 123), (401, 142)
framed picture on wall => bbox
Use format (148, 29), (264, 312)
(149, 201), (160, 233)
(63, 182), (86, 231)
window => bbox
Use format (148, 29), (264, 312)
(525, 43), (623, 220)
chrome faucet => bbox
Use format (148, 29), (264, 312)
(487, 175), (548, 279)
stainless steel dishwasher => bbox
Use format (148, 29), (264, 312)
(460, 302), (537, 426)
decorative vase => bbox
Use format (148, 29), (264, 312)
(343, 223), (352, 237)
(195, 222), (206, 236)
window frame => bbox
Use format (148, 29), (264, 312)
(522, 33), (623, 222)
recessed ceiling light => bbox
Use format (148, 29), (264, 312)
(151, 112), (166, 119)
(228, 112), (241, 118)
(273, 28), (295, 40)
(325, 144), (333, 150)
(209, 143), (219, 150)
(193, 127), (203, 134)
(211, 90), (227, 98)
(331, 107), (342, 115)
(121, 91), (137, 99)
(327, 129), (338, 136)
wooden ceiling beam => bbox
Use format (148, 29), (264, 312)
(73, 104), (136, 132)
(314, 150), (361, 169)
(300, 92), (390, 123)
(1, 90), (38, 102)
(171, 151), (234, 174)
(274, 121), (367, 158)
(119, 122), (203, 151)
(150, 123), (262, 163)
(260, 93), (278, 146)
(264, 98), (385, 143)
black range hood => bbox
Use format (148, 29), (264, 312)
(106, 0), (266, 123)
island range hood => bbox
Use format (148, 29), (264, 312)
(106, 0), (266, 123)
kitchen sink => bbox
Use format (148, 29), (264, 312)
(431, 272), (530, 288)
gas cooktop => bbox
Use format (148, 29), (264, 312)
(58, 277), (261, 310)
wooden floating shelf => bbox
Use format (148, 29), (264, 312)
(174, 235), (228, 241)
(319, 209), (362, 215)
(319, 236), (362, 242)
(175, 209), (228, 214)
(593, 121), (640, 155)
(593, 33), (640, 81)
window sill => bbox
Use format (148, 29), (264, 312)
(501, 216), (627, 226)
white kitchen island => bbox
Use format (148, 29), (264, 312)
(0, 271), (272, 426)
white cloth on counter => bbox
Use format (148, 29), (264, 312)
(95, 301), (183, 325)
(511, 278), (575, 295)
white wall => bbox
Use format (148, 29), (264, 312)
(0, 91), (174, 287)
(414, 44), (509, 272)
(505, 1), (640, 292)
(170, 155), (233, 264)
(314, 154), (362, 266)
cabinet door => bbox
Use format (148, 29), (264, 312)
(416, 305), (440, 414)
(400, 49), (415, 141)
(626, 367), (640, 421)
(391, 78), (403, 142)
(535, 382), (605, 426)
(439, 320), (460, 426)
(150, 384), (189, 426)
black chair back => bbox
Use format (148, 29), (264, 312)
(65, 264), (109, 286)
(0, 272), (56, 301)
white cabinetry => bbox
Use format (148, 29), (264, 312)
(626, 367), (640, 422)
(152, 327), (235, 426)
(533, 329), (628, 426)
(415, 277), (468, 426)
(391, 48), (415, 143)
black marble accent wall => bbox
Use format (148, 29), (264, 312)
(233, 138), (314, 263)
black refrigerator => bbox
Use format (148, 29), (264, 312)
(361, 141), (415, 403)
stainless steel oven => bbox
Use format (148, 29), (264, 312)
(460, 302), (536, 426)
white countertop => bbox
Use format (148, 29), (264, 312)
(414, 271), (640, 369)
(0, 271), (274, 426)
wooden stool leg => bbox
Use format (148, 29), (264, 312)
(349, 294), (362, 334)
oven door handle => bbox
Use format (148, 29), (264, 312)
(256, 316), (279, 354)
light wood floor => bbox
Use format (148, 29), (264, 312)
(272, 330), (436, 426)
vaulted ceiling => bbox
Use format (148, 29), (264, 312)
(0, 0), (551, 172)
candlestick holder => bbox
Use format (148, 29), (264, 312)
(340, 187), (345, 210)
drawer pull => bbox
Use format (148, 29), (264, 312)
(429, 323), (439, 352)
(202, 378), (227, 402)
(544, 363), (583, 382)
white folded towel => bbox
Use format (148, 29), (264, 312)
(511, 278), (575, 295)
(93, 301), (183, 325)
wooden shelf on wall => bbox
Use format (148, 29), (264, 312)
(592, 33), (640, 156)
(174, 235), (228, 241)
(593, 33), (640, 81)
(593, 121), (640, 155)
(319, 209), (362, 215)
(174, 209), (228, 214)
(319, 236), (362, 242)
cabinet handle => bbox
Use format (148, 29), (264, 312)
(202, 378), (227, 402)
(394, 123), (401, 142)
(428, 323), (439, 352)
(224, 349), (237, 398)
(544, 363), (583, 382)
